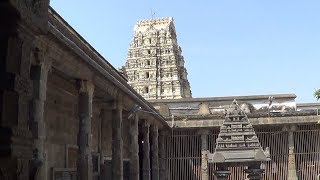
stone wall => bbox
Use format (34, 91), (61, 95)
(45, 72), (79, 177)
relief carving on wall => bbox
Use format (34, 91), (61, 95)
(14, 75), (33, 97)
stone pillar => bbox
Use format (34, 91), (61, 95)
(98, 110), (103, 164)
(129, 114), (139, 180)
(77, 81), (94, 180)
(287, 125), (298, 180)
(200, 130), (210, 180)
(112, 100), (123, 180)
(99, 109), (108, 180)
(29, 58), (51, 180)
(142, 121), (151, 180)
(151, 125), (159, 180)
(159, 130), (167, 180)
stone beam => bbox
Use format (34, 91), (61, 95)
(173, 115), (319, 128)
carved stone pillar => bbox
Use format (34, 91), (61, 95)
(112, 100), (123, 180)
(159, 130), (167, 180)
(286, 125), (298, 180)
(0, 1), (49, 179)
(151, 125), (159, 180)
(29, 57), (51, 180)
(129, 114), (139, 180)
(99, 109), (106, 180)
(77, 81), (94, 180)
(98, 110), (103, 165)
(142, 121), (151, 180)
(99, 108), (109, 180)
(200, 129), (210, 180)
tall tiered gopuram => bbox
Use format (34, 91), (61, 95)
(123, 17), (192, 99)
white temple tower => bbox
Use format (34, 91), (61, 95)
(123, 17), (192, 99)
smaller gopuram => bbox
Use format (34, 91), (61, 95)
(209, 100), (270, 180)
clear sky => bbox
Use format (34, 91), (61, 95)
(50, 0), (320, 103)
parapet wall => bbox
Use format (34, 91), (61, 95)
(150, 94), (297, 117)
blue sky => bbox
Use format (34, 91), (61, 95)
(50, 0), (320, 103)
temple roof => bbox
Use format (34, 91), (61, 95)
(209, 100), (270, 165)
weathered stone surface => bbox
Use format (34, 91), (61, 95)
(172, 115), (319, 128)
(29, 56), (51, 180)
(285, 125), (299, 180)
(211, 100), (269, 163)
(142, 121), (151, 180)
(158, 104), (170, 117)
(209, 100), (269, 180)
(45, 70), (79, 178)
(129, 114), (139, 180)
(112, 101), (123, 180)
(200, 129), (210, 180)
(158, 130), (167, 180)
(0, 1), (49, 179)
(198, 103), (211, 115)
(149, 94), (297, 117)
(77, 80), (94, 180)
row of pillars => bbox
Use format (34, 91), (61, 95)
(111, 111), (166, 180)
(25, 52), (98, 180)
(200, 125), (299, 180)
(78, 81), (167, 180)
(28, 58), (166, 180)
